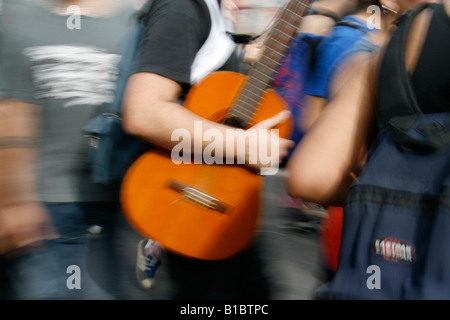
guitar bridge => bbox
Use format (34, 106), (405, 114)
(168, 180), (229, 214)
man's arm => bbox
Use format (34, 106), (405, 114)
(0, 100), (57, 255)
(0, 100), (39, 205)
(122, 72), (294, 171)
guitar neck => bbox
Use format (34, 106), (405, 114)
(226, 0), (312, 128)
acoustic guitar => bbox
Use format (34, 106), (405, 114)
(121, 0), (312, 260)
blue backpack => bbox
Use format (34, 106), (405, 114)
(315, 3), (450, 300)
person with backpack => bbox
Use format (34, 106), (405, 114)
(298, 0), (386, 276)
(0, 0), (138, 299)
(286, 0), (448, 299)
(240, 0), (355, 74)
(121, 0), (295, 299)
(288, 0), (439, 278)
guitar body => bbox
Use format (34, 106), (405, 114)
(185, 71), (293, 135)
(121, 71), (293, 260)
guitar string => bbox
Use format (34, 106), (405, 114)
(236, 1), (309, 107)
(229, 0), (311, 124)
(229, 60), (294, 121)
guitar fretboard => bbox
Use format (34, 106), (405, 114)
(226, 0), (312, 128)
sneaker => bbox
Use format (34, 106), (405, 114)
(136, 239), (163, 289)
(279, 191), (327, 218)
(300, 200), (327, 219)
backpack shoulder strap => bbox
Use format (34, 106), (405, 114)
(376, 3), (438, 128)
(395, 3), (439, 116)
(377, 3), (450, 150)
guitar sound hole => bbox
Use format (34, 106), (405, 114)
(222, 116), (246, 129)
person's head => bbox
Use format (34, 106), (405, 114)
(352, 0), (441, 22)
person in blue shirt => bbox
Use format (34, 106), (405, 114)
(271, 0), (362, 221)
(300, 0), (381, 132)
(272, 0), (359, 157)
(282, 0), (383, 275)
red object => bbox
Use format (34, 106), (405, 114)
(320, 206), (344, 273)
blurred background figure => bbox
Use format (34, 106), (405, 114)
(296, 0), (386, 278)
(266, 0), (360, 243)
(300, 0), (382, 133)
(0, 0), (137, 299)
(271, 0), (359, 161)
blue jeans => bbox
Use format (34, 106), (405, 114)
(5, 202), (122, 300)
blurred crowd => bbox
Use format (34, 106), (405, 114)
(0, 0), (448, 300)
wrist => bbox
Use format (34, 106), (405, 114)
(230, 128), (253, 165)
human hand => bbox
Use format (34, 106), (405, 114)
(243, 43), (264, 66)
(239, 110), (294, 174)
(0, 202), (59, 257)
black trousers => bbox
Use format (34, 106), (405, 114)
(165, 240), (272, 300)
